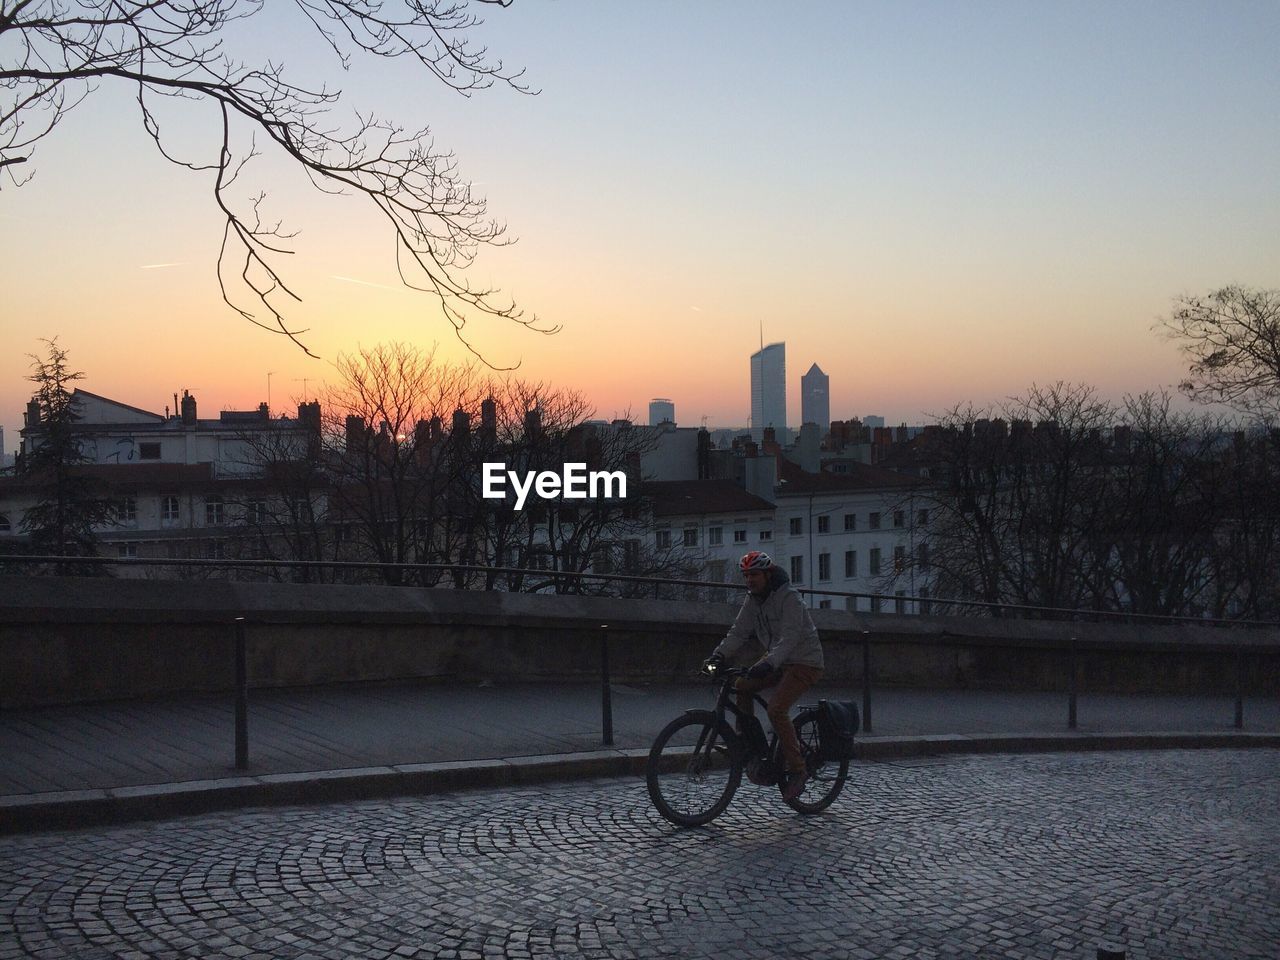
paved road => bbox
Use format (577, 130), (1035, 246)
(2, 749), (1277, 959)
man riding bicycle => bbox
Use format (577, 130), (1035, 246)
(703, 550), (824, 802)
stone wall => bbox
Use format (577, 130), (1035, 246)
(1, 576), (1276, 707)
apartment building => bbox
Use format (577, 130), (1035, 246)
(2, 389), (319, 568)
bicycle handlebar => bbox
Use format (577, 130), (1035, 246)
(701, 664), (747, 680)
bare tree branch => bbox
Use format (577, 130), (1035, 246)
(1158, 285), (1280, 419)
(1, 0), (553, 358)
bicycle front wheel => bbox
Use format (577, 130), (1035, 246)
(782, 709), (849, 814)
(646, 710), (742, 827)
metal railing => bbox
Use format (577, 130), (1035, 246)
(2, 553), (1275, 770)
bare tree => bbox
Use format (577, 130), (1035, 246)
(2, 0), (555, 355)
(1159, 286), (1280, 419)
(1081, 393), (1226, 618)
(322, 342), (486, 583)
(919, 384), (1115, 615)
(225, 407), (342, 582)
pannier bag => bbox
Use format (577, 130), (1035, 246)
(816, 699), (859, 761)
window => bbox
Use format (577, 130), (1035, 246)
(246, 499), (268, 525)
(709, 526), (723, 546)
(893, 510), (905, 529)
(656, 529), (672, 549)
(918, 509), (930, 526)
(920, 588), (932, 616)
(844, 550), (857, 578)
(817, 515), (830, 534)
(117, 542), (138, 559)
(733, 529), (747, 544)
(869, 547), (881, 576)
(759, 530), (772, 542)
(205, 496), (224, 526)
(789, 556), (804, 583)
(818, 552), (831, 581)
(205, 540), (226, 560)
(682, 528), (698, 547)
(843, 513), (856, 532)
(871, 595), (882, 614)
(139, 442), (161, 460)
(894, 545), (906, 573)
(918, 542), (930, 569)
(869, 512), (881, 530)
(161, 495), (180, 523)
(895, 591), (906, 614)
(789, 517), (802, 536)
(624, 539), (640, 571)
(818, 599), (832, 610)
(115, 497), (137, 523)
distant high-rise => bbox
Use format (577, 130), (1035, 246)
(648, 398), (675, 426)
(801, 363), (829, 431)
(750, 342), (786, 443)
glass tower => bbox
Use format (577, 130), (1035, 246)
(750, 342), (786, 443)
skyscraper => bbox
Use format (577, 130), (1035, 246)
(750, 342), (786, 443)
(648, 398), (675, 426)
(801, 363), (829, 431)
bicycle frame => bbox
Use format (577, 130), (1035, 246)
(646, 664), (851, 826)
(701, 668), (789, 763)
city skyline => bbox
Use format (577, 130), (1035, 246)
(2, 3), (1278, 443)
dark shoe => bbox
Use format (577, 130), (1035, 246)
(782, 770), (808, 802)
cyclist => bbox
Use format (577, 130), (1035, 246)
(703, 550), (824, 801)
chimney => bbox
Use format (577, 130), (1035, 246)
(25, 399), (40, 427)
(345, 414), (366, 454)
(481, 397), (497, 435)
(697, 428), (711, 479)
(298, 401), (321, 459)
(452, 409), (471, 448)
(180, 390), (197, 426)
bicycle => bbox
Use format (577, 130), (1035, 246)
(645, 664), (850, 826)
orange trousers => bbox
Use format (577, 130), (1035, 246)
(734, 664), (823, 774)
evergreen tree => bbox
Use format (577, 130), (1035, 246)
(19, 340), (113, 558)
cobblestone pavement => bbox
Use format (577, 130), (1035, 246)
(1, 750), (1276, 960)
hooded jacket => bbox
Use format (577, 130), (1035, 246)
(713, 566), (824, 670)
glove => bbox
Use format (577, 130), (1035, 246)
(746, 659), (774, 680)
(702, 653), (726, 675)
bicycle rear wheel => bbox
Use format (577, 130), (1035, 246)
(782, 709), (849, 813)
(646, 710), (742, 827)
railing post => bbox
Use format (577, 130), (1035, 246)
(861, 631), (873, 734)
(1234, 645), (1245, 730)
(234, 617), (249, 770)
(599, 623), (614, 746)
(1068, 635), (1078, 731)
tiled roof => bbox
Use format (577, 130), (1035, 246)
(641, 480), (775, 517)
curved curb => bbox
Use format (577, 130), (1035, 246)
(3, 732), (1278, 834)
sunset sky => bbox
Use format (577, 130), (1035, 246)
(2, 1), (1278, 449)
